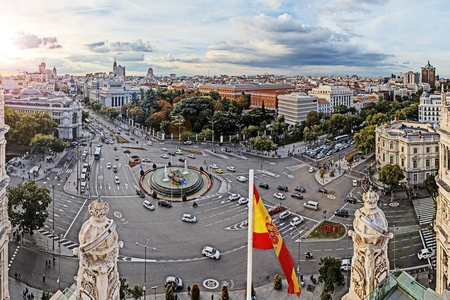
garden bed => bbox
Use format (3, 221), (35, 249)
(122, 146), (145, 150)
(268, 205), (287, 216)
(307, 220), (345, 239)
(180, 147), (202, 155)
(116, 135), (130, 143)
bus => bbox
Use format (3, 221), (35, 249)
(335, 134), (349, 143)
(94, 147), (102, 160)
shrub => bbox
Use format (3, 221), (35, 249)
(330, 170), (335, 177)
(41, 291), (52, 300)
(199, 166), (204, 172)
(130, 286), (144, 300)
(274, 274), (282, 290)
(191, 284), (200, 300)
(320, 168), (324, 179)
(182, 194), (187, 201)
(221, 285), (229, 300)
(345, 151), (358, 163)
(153, 163), (157, 169)
(152, 191), (157, 199)
(168, 161), (171, 167)
(119, 278), (130, 300)
(140, 170), (144, 177)
(165, 284), (176, 300)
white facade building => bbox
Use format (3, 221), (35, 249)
(316, 98), (331, 115)
(98, 80), (131, 108)
(277, 93), (317, 125)
(309, 85), (353, 113)
(419, 92), (443, 127)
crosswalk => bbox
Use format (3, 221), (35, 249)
(37, 228), (79, 250)
(412, 197), (435, 226)
(420, 228), (436, 267)
(52, 167), (73, 174)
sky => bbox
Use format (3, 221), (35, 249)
(0, 0), (449, 77)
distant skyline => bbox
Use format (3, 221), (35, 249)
(0, 0), (449, 77)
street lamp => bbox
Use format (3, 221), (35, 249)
(50, 184), (55, 250)
(292, 227), (302, 287)
(211, 120), (217, 150)
(393, 225), (396, 269)
(136, 239), (156, 299)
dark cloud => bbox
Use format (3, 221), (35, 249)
(15, 33), (62, 50)
(86, 40), (153, 53)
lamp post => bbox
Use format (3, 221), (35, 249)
(292, 227), (302, 287)
(136, 239), (156, 299)
(346, 224), (350, 287)
(238, 123), (243, 155)
(58, 233), (62, 290)
(211, 120), (217, 150)
(393, 225), (396, 269)
(50, 184), (55, 250)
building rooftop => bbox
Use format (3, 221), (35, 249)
(378, 121), (439, 140)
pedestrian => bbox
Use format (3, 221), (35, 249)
(53, 256), (56, 266)
(31, 293), (34, 299)
(187, 285), (191, 295)
(415, 273), (419, 281)
(25, 287), (28, 295)
(43, 274), (46, 285)
(14, 272), (17, 281)
(45, 260), (48, 268)
(23, 289), (26, 298)
(18, 273), (21, 281)
(211, 295), (214, 300)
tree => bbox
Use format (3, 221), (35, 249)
(303, 125), (321, 144)
(199, 128), (213, 141)
(191, 284), (200, 300)
(41, 291), (52, 300)
(82, 110), (90, 122)
(221, 285), (229, 300)
(354, 125), (376, 154)
(146, 112), (167, 131)
(29, 134), (67, 155)
(131, 92), (139, 106)
(328, 114), (345, 136)
(165, 284), (176, 300)
(119, 278), (130, 300)
(318, 256), (345, 298)
(365, 112), (389, 126)
(8, 180), (52, 234)
(92, 102), (102, 111)
(129, 285), (144, 300)
(379, 164), (404, 201)
(242, 125), (259, 139)
(181, 131), (191, 141)
(248, 136), (276, 151)
(306, 110), (321, 126)
(129, 107), (145, 123)
(333, 105), (349, 114)
(236, 93), (251, 110)
(424, 174), (438, 199)
(273, 274), (282, 290)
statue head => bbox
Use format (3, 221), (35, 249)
(362, 187), (379, 207)
(88, 197), (109, 219)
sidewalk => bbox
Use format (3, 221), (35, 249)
(9, 277), (43, 300)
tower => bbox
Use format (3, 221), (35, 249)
(52, 66), (57, 78)
(39, 61), (46, 74)
(343, 188), (393, 300)
(421, 60), (436, 88)
(113, 57), (117, 77)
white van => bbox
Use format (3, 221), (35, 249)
(80, 181), (86, 193)
(303, 200), (319, 211)
(80, 173), (86, 182)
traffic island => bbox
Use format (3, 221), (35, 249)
(307, 220), (346, 239)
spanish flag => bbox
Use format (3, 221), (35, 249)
(252, 184), (301, 296)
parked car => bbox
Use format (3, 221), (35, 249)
(237, 176), (248, 182)
(238, 197), (249, 205)
(277, 185), (289, 192)
(136, 189), (146, 198)
(417, 248), (435, 260)
(227, 166), (236, 172)
(202, 246), (221, 259)
(273, 192), (285, 200)
(130, 137), (135, 140)
(309, 167), (316, 173)
(317, 188), (328, 194)
(165, 276), (183, 290)
(188, 154), (196, 159)
(175, 150), (183, 155)
(181, 214), (197, 223)
(334, 209), (349, 218)
(353, 179), (358, 187)
(143, 200), (154, 211)
(228, 193), (241, 201)
(279, 211), (291, 220)
(123, 150), (131, 154)
(340, 259), (352, 271)
(158, 199), (172, 208)
(161, 147), (168, 151)
(183, 141), (193, 145)
(295, 187), (306, 192)
(291, 193), (303, 199)
(290, 216), (304, 227)
(142, 157), (151, 163)
(258, 182), (269, 189)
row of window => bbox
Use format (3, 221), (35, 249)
(381, 153), (438, 168)
(380, 139), (438, 154)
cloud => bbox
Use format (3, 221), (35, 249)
(15, 33), (62, 50)
(162, 53), (201, 63)
(86, 40), (153, 53)
(253, 0), (285, 9)
(323, 0), (388, 14)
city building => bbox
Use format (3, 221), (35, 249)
(316, 98), (331, 115)
(277, 93), (317, 125)
(375, 120), (439, 187)
(422, 61), (436, 88)
(404, 71), (420, 85)
(98, 80), (131, 108)
(4, 87), (82, 140)
(308, 85), (353, 113)
(112, 58), (126, 78)
(419, 92), (442, 127)
(147, 67), (154, 78)
(0, 91), (10, 299)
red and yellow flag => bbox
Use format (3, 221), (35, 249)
(252, 184), (301, 296)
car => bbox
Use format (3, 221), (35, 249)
(309, 167), (316, 173)
(353, 179), (358, 187)
(114, 176), (120, 184)
(210, 164), (219, 169)
(334, 209), (349, 217)
(161, 147), (168, 151)
(113, 165), (118, 173)
(202, 246), (221, 259)
(295, 187), (306, 192)
(158, 199), (172, 208)
(175, 149), (183, 155)
(109, 140), (114, 144)
(165, 276), (183, 290)
(291, 193), (303, 199)
(97, 144), (103, 147)
(183, 141), (193, 145)
(115, 156), (119, 161)
(169, 151), (176, 156)
(188, 154), (196, 159)
(340, 259), (352, 271)
(418, 248), (435, 260)
(237, 176), (248, 183)
(182, 214), (197, 223)
(130, 137), (135, 140)
(142, 157), (151, 163)
(215, 168), (223, 174)
(258, 182), (269, 189)
(107, 163), (112, 169)
(346, 196), (358, 204)
(317, 188), (328, 194)
(277, 185), (289, 192)
(143, 200), (154, 210)
(227, 166), (236, 172)
(136, 189), (146, 198)
(161, 154), (169, 159)
(178, 157), (186, 163)
(238, 197), (249, 205)
(290, 216), (304, 227)
(273, 192), (285, 200)
(114, 146), (117, 151)
(279, 210), (291, 220)
(228, 193), (241, 201)
(147, 141), (153, 146)
(123, 150), (131, 154)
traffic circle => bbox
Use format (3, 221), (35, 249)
(203, 279), (219, 289)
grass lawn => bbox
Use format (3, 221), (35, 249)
(116, 135), (129, 143)
(180, 147), (202, 155)
(307, 220), (346, 239)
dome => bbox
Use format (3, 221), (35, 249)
(19, 87), (42, 96)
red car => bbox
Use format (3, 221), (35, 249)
(123, 150), (131, 154)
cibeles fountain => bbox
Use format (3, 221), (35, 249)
(140, 161), (212, 200)
(73, 198), (123, 300)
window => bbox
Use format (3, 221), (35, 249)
(413, 160), (418, 168)
(426, 147), (430, 153)
(436, 146), (439, 153)
(436, 158), (439, 166)
(390, 156), (394, 164)
(383, 140), (385, 147)
(401, 147), (404, 152)
(426, 159), (430, 167)
(401, 158), (404, 167)
(413, 148), (418, 154)
(383, 154), (385, 162)
(413, 173), (418, 182)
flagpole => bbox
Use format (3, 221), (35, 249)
(246, 169), (254, 300)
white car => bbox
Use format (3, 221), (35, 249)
(352, 179), (358, 187)
(340, 258), (352, 271)
(228, 193), (241, 201)
(188, 154), (196, 159)
(114, 176), (120, 184)
(181, 214), (197, 223)
(290, 216), (304, 226)
(161, 154), (169, 159)
(309, 167), (315, 173)
(237, 176), (248, 183)
(202, 246), (221, 259)
(165, 276), (183, 290)
(161, 147), (168, 151)
(418, 248), (435, 260)
(227, 166), (236, 172)
(238, 197), (249, 205)
(107, 163), (112, 169)
(211, 164), (219, 169)
(147, 141), (153, 146)
(175, 149), (183, 155)
(143, 200), (154, 211)
(142, 157), (151, 163)
(273, 192), (285, 200)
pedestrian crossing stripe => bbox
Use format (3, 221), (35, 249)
(37, 228), (79, 250)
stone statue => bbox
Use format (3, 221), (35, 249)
(343, 187), (393, 300)
(168, 168), (184, 184)
(74, 198), (123, 300)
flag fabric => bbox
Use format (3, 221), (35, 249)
(252, 184), (301, 296)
